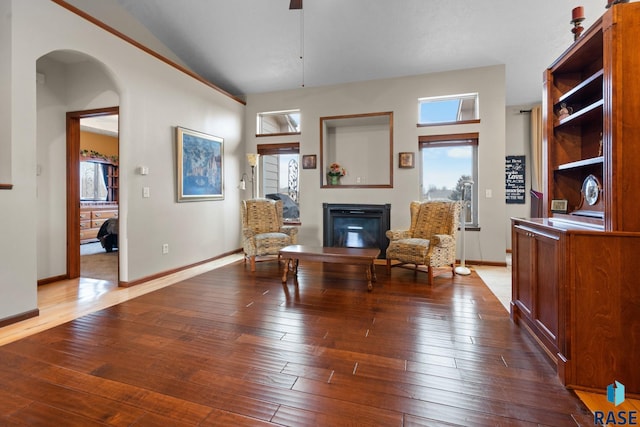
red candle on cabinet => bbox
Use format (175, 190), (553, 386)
(572, 6), (585, 20)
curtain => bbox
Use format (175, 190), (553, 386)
(530, 105), (543, 192)
(100, 164), (110, 201)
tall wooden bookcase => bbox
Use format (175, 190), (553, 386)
(543, 2), (640, 231)
(511, 2), (640, 397)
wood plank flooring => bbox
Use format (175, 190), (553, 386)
(0, 259), (602, 425)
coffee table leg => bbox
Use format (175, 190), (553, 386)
(282, 258), (290, 283)
(366, 266), (373, 291)
(371, 262), (377, 282)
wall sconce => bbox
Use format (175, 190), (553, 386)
(239, 173), (248, 190)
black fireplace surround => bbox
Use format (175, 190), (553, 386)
(323, 203), (391, 258)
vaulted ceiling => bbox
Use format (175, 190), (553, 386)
(75, 0), (609, 106)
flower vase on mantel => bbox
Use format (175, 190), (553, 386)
(328, 174), (341, 185)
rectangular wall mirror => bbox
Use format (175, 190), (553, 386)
(320, 111), (393, 188)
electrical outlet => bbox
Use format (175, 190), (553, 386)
(485, 189), (493, 198)
(162, 243), (169, 254)
(143, 187), (150, 198)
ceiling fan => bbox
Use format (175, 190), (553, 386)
(289, 0), (302, 10)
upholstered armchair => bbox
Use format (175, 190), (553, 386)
(385, 201), (462, 285)
(241, 198), (298, 271)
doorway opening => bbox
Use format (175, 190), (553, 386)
(66, 107), (119, 284)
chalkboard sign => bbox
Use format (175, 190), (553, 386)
(505, 155), (526, 204)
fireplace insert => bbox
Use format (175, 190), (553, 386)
(323, 203), (391, 258)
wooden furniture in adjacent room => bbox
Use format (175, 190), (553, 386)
(279, 245), (379, 291)
(80, 204), (118, 243)
(511, 2), (640, 397)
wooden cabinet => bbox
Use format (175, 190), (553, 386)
(511, 222), (564, 361)
(80, 205), (118, 243)
(512, 3), (640, 397)
(543, 2), (640, 231)
(511, 218), (640, 396)
(106, 165), (119, 202)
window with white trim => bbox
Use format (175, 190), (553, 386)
(420, 133), (479, 227)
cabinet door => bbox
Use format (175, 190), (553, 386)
(512, 223), (562, 355)
(512, 226), (534, 317)
(532, 231), (560, 349)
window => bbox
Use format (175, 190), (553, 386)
(257, 143), (300, 223)
(419, 133), (479, 227)
(257, 110), (301, 136)
(418, 93), (479, 126)
(80, 161), (108, 201)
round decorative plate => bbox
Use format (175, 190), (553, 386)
(583, 174), (600, 206)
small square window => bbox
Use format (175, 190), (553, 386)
(418, 93), (479, 125)
(257, 110), (300, 135)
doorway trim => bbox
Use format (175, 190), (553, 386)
(66, 106), (119, 280)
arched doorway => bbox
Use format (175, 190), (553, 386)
(35, 50), (121, 286)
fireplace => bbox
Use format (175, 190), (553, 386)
(323, 203), (391, 258)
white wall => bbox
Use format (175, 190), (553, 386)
(505, 105), (537, 250)
(0, 0), (11, 184)
(245, 65), (507, 264)
(325, 122), (389, 186)
(0, 0), (245, 322)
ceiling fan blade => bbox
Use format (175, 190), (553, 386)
(289, 0), (302, 10)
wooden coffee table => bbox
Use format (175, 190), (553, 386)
(279, 245), (380, 291)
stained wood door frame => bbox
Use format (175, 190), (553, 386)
(66, 107), (119, 280)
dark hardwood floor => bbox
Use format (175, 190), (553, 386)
(0, 260), (593, 426)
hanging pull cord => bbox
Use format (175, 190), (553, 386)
(300, 9), (305, 87)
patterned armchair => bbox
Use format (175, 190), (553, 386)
(385, 201), (461, 285)
(241, 198), (298, 271)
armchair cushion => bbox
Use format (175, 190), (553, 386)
(387, 238), (430, 265)
(254, 232), (291, 255)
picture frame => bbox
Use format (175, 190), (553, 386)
(302, 154), (317, 169)
(176, 127), (224, 202)
(551, 199), (568, 213)
(399, 152), (415, 169)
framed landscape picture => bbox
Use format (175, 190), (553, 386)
(176, 127), (224, 202)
